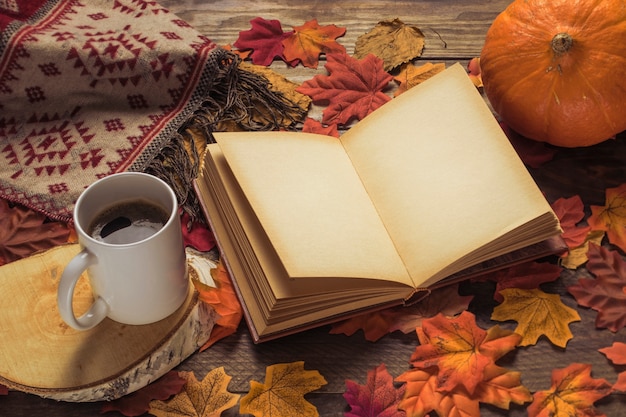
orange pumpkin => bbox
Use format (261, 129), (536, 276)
(480, 0), (626, 147)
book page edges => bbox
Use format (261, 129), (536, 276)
(195, 172), (411, 343)
(215, 132), (413, 286)
(194, 146), (416, 341)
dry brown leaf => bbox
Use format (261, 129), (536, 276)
(354, 18), (425, 71)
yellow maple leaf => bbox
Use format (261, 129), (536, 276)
(393, 62), (446, 97)
(491, 288), (581, 348)
(354, 18), (425, 71)
(239, 361), (327, 417)
(149, 368), (240, 417)
(588, 183), (626, 252)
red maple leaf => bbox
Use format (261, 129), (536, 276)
(567, 243), (626, 332)
(551, 195), (592, 251)
(301, 117), (340, 137)
(282, 19), (346, 68)
(100, 371), (187, 416)
(473, 261), (562, 303)
(194, 261), (243, 351)
(0, 199), (71, 266)
(233, 17), (295, 66)
(180, 210), (216, 252)
(296, 52), (393, 126)
(344, 363), (406, 417)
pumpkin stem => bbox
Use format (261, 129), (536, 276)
(551, 32), (573, 55)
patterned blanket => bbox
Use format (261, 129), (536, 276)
(0, 0), (302, 222)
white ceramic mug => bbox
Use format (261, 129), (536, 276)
(57, 172), (189, 330)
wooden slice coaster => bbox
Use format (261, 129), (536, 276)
(0, 244), (217, 402)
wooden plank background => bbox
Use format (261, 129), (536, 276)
(3, 0), (626, 416)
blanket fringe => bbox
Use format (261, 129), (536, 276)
(144, 49), (307, 225)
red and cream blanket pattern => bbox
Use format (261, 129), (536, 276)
(0, 0), (219, 221)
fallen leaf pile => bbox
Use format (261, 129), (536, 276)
(226, 16), (626, 416)
(2, 14), (626, 417)
(395, 312), (533, 416)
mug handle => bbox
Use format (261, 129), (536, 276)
(57, 249), (109, 330)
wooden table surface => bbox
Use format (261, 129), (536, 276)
(3, 0), (626, 416)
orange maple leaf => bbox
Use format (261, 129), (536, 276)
(599, 342), (626, 392)
(393, 62), (445, 97)
(588, 183), (626, 252)
(239, 361), (327, 417)
(149, 369), (240, 417)
(473, 364), (533, 410)
(408, 311), (521, 395)
(192, 260), (243, 350)
(527, 363), (612, 417)
(396, 363), (531, 416)
(282, 19), (346, 68)
(396, 366), (479, 417)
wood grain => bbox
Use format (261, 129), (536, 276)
(161, 0), (509, 58)
(0, 246), (217, 402)
(3, 1), (626, 416)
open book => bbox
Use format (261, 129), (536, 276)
(194, 63), (564, 342)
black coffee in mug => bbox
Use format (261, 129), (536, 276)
(88, 199), (170, 244)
